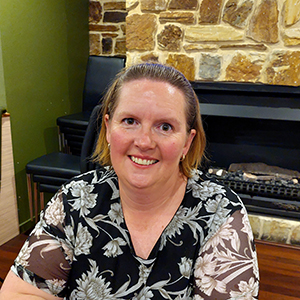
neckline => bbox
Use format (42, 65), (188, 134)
(119, 180), (189, 260)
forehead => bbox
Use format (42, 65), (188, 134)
(117, 78), (186, 109)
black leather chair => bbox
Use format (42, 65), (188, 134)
(57, 55), (125, 155)
(26, 104), (102, 222)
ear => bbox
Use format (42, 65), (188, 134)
(104, 114), (111, 144)
(183, 129), (196, 156)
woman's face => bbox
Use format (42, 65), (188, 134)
(105, 78), (196, 191)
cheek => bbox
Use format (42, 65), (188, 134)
(161, 141), (182, 160)
(110, 128), (132, 149)
(109, 132), (128, 164)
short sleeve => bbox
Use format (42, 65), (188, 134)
(193, 208), (259, 299)
(11, 190), (73, 297)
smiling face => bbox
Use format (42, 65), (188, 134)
(105, 79), (196, 192)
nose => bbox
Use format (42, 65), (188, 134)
(134, 126), (155, 150)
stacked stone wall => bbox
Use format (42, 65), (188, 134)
(125, 0), (300, 85)
(89, 0), (127, 57)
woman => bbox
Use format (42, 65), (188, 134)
(0, 63), (259, 299)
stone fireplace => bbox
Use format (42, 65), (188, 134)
(89, 0), (300, 246)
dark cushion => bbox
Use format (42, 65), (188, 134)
(26, 152), (81, 178)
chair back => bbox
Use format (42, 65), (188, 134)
(80, 104), (102, 173)
(82, 56), (125, 112)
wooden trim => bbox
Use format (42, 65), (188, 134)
(0, 115), (19, 246)
(255, 238), (300, 250)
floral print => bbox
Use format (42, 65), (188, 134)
(74, 223), (93, 256)
(194, 208), (259, 299)
(64, 180), (98, 216)
(102, 237), (127, 257)
(11, 168), (259, 299)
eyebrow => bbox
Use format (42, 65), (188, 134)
(156, 117), (182, 126)
(116, 111), (183, 125)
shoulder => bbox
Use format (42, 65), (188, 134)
(68, 167), (117, 185)
(187, 169), (242, 205)
(42, 168), (119, 226)
(61, 167), (119, 195)
(45, 168), (119, 213)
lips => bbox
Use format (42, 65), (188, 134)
(130, 156), (158, 166)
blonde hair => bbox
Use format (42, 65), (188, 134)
(93, 62), (206, 178)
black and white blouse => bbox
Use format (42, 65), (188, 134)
(12, 168), (259, 299)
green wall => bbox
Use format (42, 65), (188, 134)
(0, 0), (89, 231)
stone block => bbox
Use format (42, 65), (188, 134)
(184, 44), (218, 51)
(140, 0), (167, 11)
(264, 50), (300, 86)
(89, 33), (101, 55)
(199, 0), (223, 24)
(220, 43), (267, 50)
(260, 218), (293, 244)
(115, 38), (127, 55)
(283, 28), (300, 46)
(104, 11), (127, 23)
(159, 12), (195, 24)
(225, 53), (262, 82)
(127, 0), (139, 11)
(168, 0), (198, 10)
(126, 14), (157, 50)
(223, 0), (253, 28)
(102, 37), (113, 54)
(157, 25), (182, 51)
(141, 53), (159, 62)
(89, 24), (119, 32)
(290, 225), (300, 246)
(198, 54), (221, 80)
(284, 0), (300, 26)
(104, 2), (126, 11)
(247, 0), (279, 43)
(102, 33), (118, 38)
(166, 54), (195, 81)
(89, 1), (102, 24)
(248, 214), (263, 240)
(185, 25), (243, 42)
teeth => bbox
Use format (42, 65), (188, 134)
(131, 156), (157, 166)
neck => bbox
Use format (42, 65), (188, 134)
(119, 173), (187, 215)
(119, 174), (188, 259)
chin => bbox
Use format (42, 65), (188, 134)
(129, 180), (152, 190)
(125, 175), (155, 190)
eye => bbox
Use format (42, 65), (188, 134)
(123, 118), (136, 125)
(160, 123), (173, 132)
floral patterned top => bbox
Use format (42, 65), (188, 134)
(12, 168), (259, 299)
